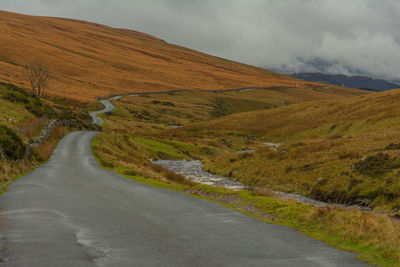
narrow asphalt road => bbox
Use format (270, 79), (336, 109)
(89, 96), (121, 125)
(0, 98), (367, 266)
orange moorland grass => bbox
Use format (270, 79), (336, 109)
(92, 88), (374, 192)
(181, 89), (400, 213)
(32, 126), (68, 161)
(0, 10), (340, 103)
(307, 206), (400, 264)
(14, 116), (49, 139)
(90, 85), (400, 265)
(90, 88), (400, 215)
(100, 87), (369, 135)
(191, 88), (400, 138)
(0, 158), (32, 185)
(228, 190), (400, 265)
(92, 132), (195, 186)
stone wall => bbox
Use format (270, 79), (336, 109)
(25, 119), (81, 159)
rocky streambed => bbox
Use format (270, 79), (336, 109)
(94, 96), (367, 210)
(151, 160), (245, 190)
(152, 159), (369, 210)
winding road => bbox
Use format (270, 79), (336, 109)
(89, 96), (121, 125)
(0, 97), (367, 266)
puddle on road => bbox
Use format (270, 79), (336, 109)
(151, 160), (245, 190)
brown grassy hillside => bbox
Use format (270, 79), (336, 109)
(0, 10), (325, 102)
(175, 89), (400, 213)
(191, 89), (400, 139)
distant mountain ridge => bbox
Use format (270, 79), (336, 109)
(291, 73), (399, 91)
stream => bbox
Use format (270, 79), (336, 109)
(92, 96), (367, 210)
(151, 160), (245, 190)
(152, 159), (369, 209)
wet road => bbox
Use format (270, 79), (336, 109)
(0, 97), (367, 266)
(0, 132), (367, 266)
(89, 96), (120, 125)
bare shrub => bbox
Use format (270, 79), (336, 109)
(25, 62), (50, 99)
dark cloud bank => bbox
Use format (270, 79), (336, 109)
(1, 0), (400, 80)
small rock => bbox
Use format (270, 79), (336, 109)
(316, 177), (325, 185)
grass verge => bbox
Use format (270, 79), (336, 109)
(0, 127), (70, 195)
(92, 143), (399, 266)
(92, 89), (400, 266)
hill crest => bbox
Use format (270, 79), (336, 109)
(0, 10), (322, 102)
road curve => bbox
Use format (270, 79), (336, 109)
(89, 96), (121, 125)
(0, 100), (367, 266)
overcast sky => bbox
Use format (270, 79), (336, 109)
(1, 0), (400, 80)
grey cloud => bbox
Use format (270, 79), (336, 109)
(1, 0), (399, 80)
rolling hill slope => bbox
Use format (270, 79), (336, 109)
(173, 88), (400, 213)
(0, 10), (324, 102)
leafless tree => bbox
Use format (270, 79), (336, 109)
(25, 62), (49, 98)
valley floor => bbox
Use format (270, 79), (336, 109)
(91, 87), (400, 266)
(0, 131), (368, 266)
(2, 85), (400, 266)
